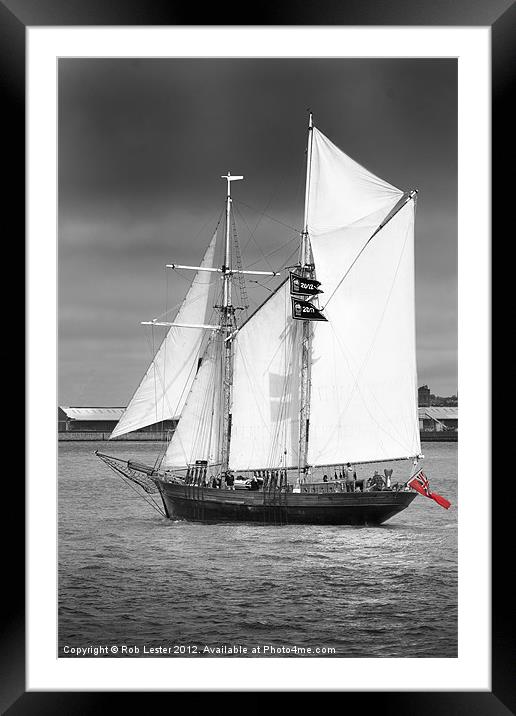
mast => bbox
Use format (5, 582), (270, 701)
(220, 172), (243, 481)
(298, 112), (314, 482)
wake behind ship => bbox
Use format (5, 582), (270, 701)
(97, 113), (424, 525)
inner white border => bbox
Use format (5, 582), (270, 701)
(27, 26), (490, 691)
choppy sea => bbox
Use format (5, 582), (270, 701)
(58, 441), (457, 658)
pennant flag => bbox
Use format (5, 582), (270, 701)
(291, 297), (328, 322)
(290, 271), (323, 296)
(407, 470), (451, 509)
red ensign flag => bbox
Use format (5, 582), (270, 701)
(407, 470), (451, 509)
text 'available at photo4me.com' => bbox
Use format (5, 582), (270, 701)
(61, 643), (338, 656)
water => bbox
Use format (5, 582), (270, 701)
(58, 441), (457, 658)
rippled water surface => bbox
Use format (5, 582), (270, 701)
(58, 441), (457, 658)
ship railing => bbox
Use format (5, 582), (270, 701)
(301, 482), (349, 494)
(299, 480), (405, 494)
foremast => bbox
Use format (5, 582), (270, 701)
(298, 111), (315, 482)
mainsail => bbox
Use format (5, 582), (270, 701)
(161, 332), (223, 468)
(229, 280), (302, 471)
(307, 128), (421, 464)
(110, 233), (217, 438)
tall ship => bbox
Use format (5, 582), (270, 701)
(97, 113), (425, 525)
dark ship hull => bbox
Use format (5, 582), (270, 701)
(156, 480), (417, 525)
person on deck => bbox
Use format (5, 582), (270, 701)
(355, 474), (366, 491)
(384, 468), (393, 489)
(323, 475), (328, 482)
(344, 463), (355, 492)
(369, 471), (386, 491)
(225, 471), (235, 490)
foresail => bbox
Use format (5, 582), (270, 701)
(229, 280), (302, 471)
(162, 332), (223, 468)
(307, 128), (421, 465)
(110, 233), (217, 438)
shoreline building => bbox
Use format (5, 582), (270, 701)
(58, 407), (176, 435)
(418, 384), (458, 408)
(418, 385), (431, 407)
(418, 406), (458, 433)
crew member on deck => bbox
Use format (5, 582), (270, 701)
(344, 463), (355, 492)
(225, 471), (235, 490)
(384, 468), (393, 488)
(369, 470), (386, 491)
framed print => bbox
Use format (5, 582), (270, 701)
(2, 0), (508, 710)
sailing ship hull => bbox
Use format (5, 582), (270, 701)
(156, 480), (417, 525)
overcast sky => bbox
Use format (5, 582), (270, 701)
(58, 58), (457, 405)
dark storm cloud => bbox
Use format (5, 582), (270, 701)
(58, 58), (457, 404)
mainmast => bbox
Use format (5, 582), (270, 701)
(298, 112), (315, 482)
(220, 172), (243, 480)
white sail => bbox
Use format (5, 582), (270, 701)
(307, 128), (421, 465)
(307, 128), (403, 231)
(162, 332), (223, 468)
(229, 280), (302, 471)
(110, 233), (217, 438)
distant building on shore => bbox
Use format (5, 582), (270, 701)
(418, 385), (431, 406)
(418, 406), (458, 432)
(418, 385), (458, 407)
(417, 385), (458, 435)
(58, 406), (176, 434)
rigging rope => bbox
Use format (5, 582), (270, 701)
(103, 459), (165, 517)
(231, 211), (250, 320)
(234, 199), (301, 234)
(233, 202), (275, 272)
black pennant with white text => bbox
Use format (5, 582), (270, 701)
(291, 297), (328, 322)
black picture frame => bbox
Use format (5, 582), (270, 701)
(4, 0), (505, 709)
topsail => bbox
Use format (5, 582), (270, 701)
(110, 233), (217, 438)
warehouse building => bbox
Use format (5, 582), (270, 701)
(58, 407), (176, 434)
(418, 406), (458, 432)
